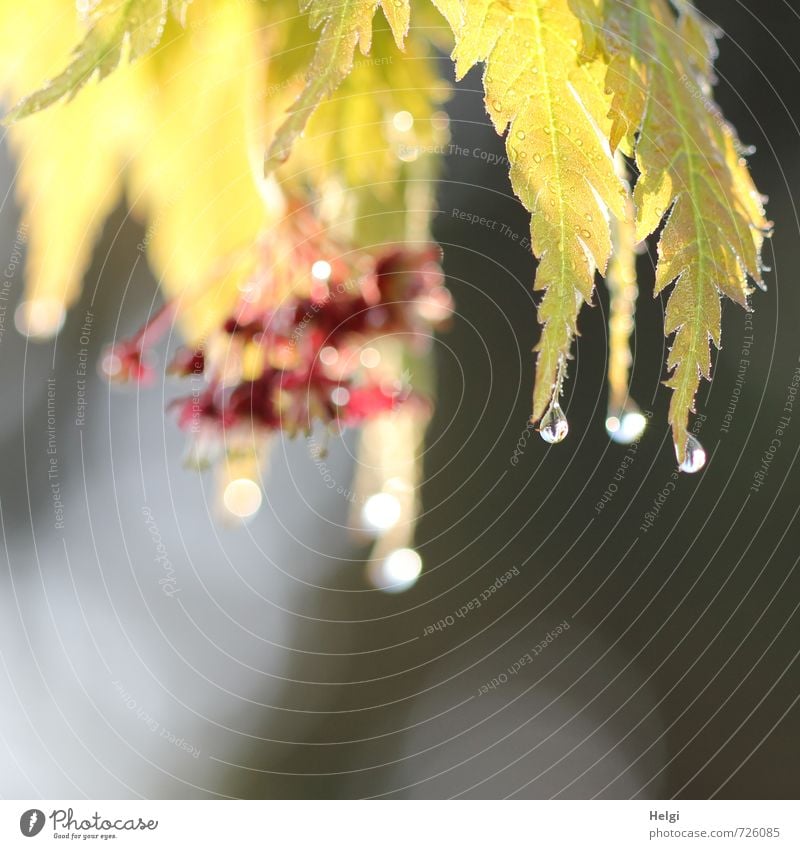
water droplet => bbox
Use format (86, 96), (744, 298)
(492, 100), (503, 112)
(360, 346), (381, 368)
(606, 401), (647, 445)
(223, 478), (263, 519)
(676, 434), (706, 474)
(392, 110), (414, 132)
(516, 129), (526, 140)
(539, 403), (569, 444)
(311, 259), (332, 281)
(319, 345), (338, 366)
(331, 386), (350, 406)
(362, 492), (402, 533)
(15, 298), (66, 339)
(580, 229), (592, 239)
(368, 548), (422, 593)
(533, 153), (542, 163)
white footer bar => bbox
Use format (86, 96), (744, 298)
(3, 800), (798, 848)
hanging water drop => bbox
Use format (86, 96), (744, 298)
(222, 478), (263, 518)
(539, 403), (569, 444)
(391, 110), (414, 132)
(368, 548), (423, 594)
(361, 492), (402, 533)
(676, 433), (706, 474)
(606, 400), (647, 445)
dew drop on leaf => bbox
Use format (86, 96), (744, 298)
(539, 402), (569, 444)
(676, 434), (706, 474)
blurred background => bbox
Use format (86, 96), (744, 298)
(0, 0), (798, 799)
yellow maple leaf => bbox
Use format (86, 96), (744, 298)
(3, 0), (168, 123)
(126, 0), (273, 342)
(601, 0), (770, 460)
(440, 0), (628, 420)
(280, 23), (449, 197)
(0, 0), (273, 341)
(265, 0), (411, 170)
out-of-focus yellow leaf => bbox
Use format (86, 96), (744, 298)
(0, 0), (147, 329)
(260, 3), (449, 246)
(265, 0), (411, 170)
(126, 0), (274, 343)
(444, 0), (628, 420)
(284, 24), (449, 193)
(4, 0), (167, 123)
(0, 0), (446, 342)
(606, 158), (639, 416)
(0, 0), (272, 341)
(170, 0), (193, 26)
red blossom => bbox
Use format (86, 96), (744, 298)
(103, 238), (450, 459)
(101, 343), (155, 384)
(167, 347), (205, 376)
